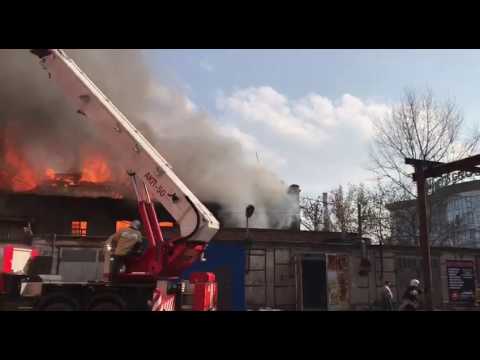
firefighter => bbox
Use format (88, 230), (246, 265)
(382, 280), (394, 311)
(23, 222), (34, 245)
(107, 220), (144, 280)
(399, 279), (422, 311)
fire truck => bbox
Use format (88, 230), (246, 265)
(0, 49), (220, 311)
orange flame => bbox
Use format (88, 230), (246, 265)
(1, 129), (113, 190)
(4, 143), (38, 192)
(45, 168), (56, 180)
(80, 156), (112, 183)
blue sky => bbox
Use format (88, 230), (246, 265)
(145, 49), (480, 195)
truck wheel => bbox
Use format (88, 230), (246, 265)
(40, 301), (75, 311)
(89, 301), (123, 311)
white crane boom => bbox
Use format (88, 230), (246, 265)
(30, 49), (219, 244)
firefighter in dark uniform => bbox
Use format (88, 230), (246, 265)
(106, 220), (144, 280)
(399, 279), (422, 311)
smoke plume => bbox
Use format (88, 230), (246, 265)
(0, 49), (297, 228)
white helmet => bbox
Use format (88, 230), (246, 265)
(410, 279), (420, 287)
(130, 220), (141, 230)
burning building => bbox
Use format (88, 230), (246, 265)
(0, 49), (304, 310)
(0, 49), (300, 230)
(0, 119), (301, 240)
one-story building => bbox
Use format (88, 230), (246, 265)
(2, 191), (480, 310)
(27, 228), (480, 310)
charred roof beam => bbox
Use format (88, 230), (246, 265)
(406, 156), (480, 181)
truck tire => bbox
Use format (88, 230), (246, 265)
(40, 301), (75, 311)
(36, 293), (78, 311)
(87, 293), (127, 311)
(89, 301), (124, 311)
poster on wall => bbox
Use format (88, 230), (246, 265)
(446, 260), (475, 305)
(327, 254), (350, 310)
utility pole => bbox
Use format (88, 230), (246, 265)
(245, 205), (255, 274)
(414, 165), (434, 311)
(323, 192), (330, 231)
(314, 200), (319, 231)
(357, 199), (363, 238)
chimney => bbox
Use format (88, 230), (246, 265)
(287, 184), (301, 230)
(323, 192), (330, 231)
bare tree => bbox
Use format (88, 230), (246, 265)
(299, 195), (324, 231)
(361, 182), (393, 244)
(368, 89), (480, 246)
(369, 89), (480, 198)
(329, 185), (357, 233)
(300, 183), (392, 244)
(301, 181), (454, 246)
(335, 183), (393, 244)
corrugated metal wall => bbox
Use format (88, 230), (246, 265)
(245, 247), (297, 310)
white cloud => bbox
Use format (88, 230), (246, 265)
(217, 86), (326, 143)
(149, 84), (197, 112)
(218, 125), (287, 170)
(184, 97), (197, 112)
(217, 87), (390, 147)
(200, 60), (214, 73)
(216, 86), (392, 193)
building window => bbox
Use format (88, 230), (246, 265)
(469, 229), (476, 244)
(398, 257), (421, 270)
(467, 212), (474, 225)
(116, 220), (131, 232)
(71, 221), (88, 237)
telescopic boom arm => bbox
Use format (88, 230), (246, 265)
(30, 49), (220, 245)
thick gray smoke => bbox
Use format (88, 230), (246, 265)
(0, 49), (297, 228)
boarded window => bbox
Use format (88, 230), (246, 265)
(61, 249), (97, 262)
(71, 221), (88, 237)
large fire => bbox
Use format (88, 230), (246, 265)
(80, 156), (112, 183)
(2, 143), (113, 192)
(4, 140), (38, 192)
(45, 168), (55, 180)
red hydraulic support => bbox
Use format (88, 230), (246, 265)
(126, 200), (162, 274)
(141, 180), (169, 272)
(163, 243), (207, 276)
(138, 201), (156, 249)
(190, 272), (217, 311)
(143, 181), (165, 245)
(125, 172), (207, 278)
(129, 173), (156, 249)
(165, 242), (188, 272)
(124, 172), (163, 275)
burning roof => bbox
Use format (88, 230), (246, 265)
(1, 133), (127, 199)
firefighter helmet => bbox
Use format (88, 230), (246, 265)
(130, 220), (141, 230)
(410, 279), (420, 287)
